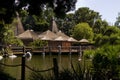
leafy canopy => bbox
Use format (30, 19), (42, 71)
(0, 0), (77, 24)
(72, 22), (94, 41)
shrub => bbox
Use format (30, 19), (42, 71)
(29, 39), (48, 48)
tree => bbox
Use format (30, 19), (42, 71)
(56, 13), (76, 36)
(0, 0), (77, 24)
(72, 23), (94, 41)
(20, 8), (54, 32)
(93, 19), (108, 34)
(94, 26), (120, 46)
(93, 19), (103, 34)
(114, 13), (120, 28)
(74, 7), (101, 27)
(0, 18), (23, 46)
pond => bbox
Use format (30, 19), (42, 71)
(0, 53), (81, 80)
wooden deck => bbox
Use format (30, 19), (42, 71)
(11, 45), (94, 54)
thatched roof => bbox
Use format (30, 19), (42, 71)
(17, 30), (38, 40)
(54, 36), (68, 41)
(79, 39), (89, 43)
(56, 31), (70, 39)
(49, 19), (59, 33)
(68, 37), (78, 42)
(14, 12), (24, 36)
(38, 30), (57, 40)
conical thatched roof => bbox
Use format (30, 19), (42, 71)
(56, 31), (70, 39)
(17, 30), (38, 40)
(68, 37), (78, 42)
(54, 36), (68, 41)
(79, 39), (89, 43)
(39, 30), (57, 40)
(49, 18), (59, 33)
(15, 12), (24, 36)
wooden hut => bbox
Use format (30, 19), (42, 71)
(79, 39), (92, 51)
(79, 39), (89, 44)
(17, 30), (38, 45)
(39, 30), (57, 41)
(38, 19), (79, 53)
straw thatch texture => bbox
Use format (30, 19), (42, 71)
(54, 36), (68, 41)
(56, 31), (69, 39)
(49, 19), (59, 33)
(68, 37), (78, 42)
(14, 12), (24, 36)
(79, 39), (89, 43)
(38, 30), (57, 40)
(17, 30), (38, 40)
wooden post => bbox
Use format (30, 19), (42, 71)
(53, 58), (59, 80)
(58, 45), (61, 54)
(69, 46), (71, 54)
(49, 46), (51, 54)
(23, 46), (25, 53)
(42, 46), (45, 55)
(21, 56), (25, 80)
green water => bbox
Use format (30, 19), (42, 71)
(0, 53), (80, 80)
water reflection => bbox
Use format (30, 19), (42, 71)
(1, 54), (79, 80)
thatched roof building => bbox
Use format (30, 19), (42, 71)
(17, 30), (38, 45)
(56, 31), (70, 39)
(14, 12), (24, 36)
(17, 30), (38, 40)
(68, 37), (78, 42)
(39, 30), (57, 40)
(54, 36), (68, 41)
(79, 39), (89, 44)
(49, 18), (59, 33)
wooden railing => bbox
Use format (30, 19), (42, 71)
(11, 45), (94, 54)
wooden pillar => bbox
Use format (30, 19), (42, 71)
(21, 56), (25, 80)
(49, 46), (51, 54)
(58, 45), (61, 54)
(53, 58), (59, 80)
(23, 46), (25, 53)
(69, 46), (71, 54)
(42, 46), (45, 55)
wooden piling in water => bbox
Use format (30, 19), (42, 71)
(53, 58), (59, 80)
(21, 56), (25, 80)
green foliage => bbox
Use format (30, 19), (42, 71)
(92, 45), (120, 79)
(93, 19), (103, 34)
(56, 7), (102, 36)
(94, 26), (120, 46)
(29, 39), (48, 48)
(74, 7), (101, 27)
(11, 38), (24, 46)
(0, 23), (23, 46)
(114, 13), (120, 28)
(84, 50), (95, 59)
(1, 24), (15, 45)
(21, 8), (54, 32)
(72, 23), (94, 41)
(0, 0), (77, 24)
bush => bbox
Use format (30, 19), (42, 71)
(29, 39), (48, 48)
(92, 45), (120, 80)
